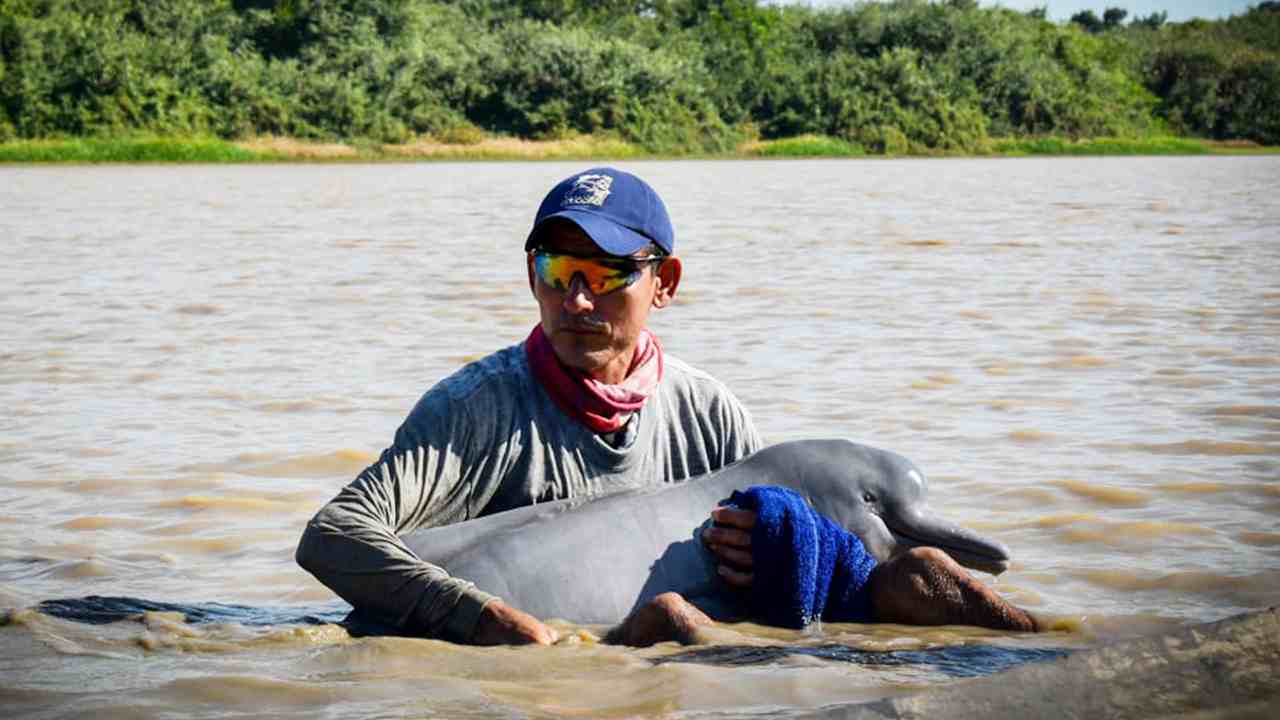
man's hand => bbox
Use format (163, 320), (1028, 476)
(701, 506), (756, 589)
(471, 600), (559, 645)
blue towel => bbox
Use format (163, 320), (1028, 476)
(727, 485), (878, 628)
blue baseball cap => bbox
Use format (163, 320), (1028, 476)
(525, 167), (675, 256)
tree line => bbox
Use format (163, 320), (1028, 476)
(1, 0), (1277, 153)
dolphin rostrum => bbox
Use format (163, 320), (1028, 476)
(400, 439), (1010, 625)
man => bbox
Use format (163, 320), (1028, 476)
(298, 167), (1040, 646)
(297, 168), (762, 645)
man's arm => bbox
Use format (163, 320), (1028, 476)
(295, 389), (556, 644)
(471, 600), (558, 645)
(295, 446), (495, 641)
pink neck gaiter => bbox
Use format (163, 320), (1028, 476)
(524, 324), (664, 433)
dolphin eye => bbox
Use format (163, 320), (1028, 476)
(862, 492), (876, 504)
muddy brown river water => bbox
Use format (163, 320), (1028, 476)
(2, 157), (1278, 718)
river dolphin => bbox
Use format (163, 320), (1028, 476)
(400, 439), (1011, 625)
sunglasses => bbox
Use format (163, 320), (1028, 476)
(530, 250), (664, 296)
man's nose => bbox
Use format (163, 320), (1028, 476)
(562, 274), (595, 314)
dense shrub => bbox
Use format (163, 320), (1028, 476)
(1216, 56), (1280, 144)
(468, 20), (737, 152)
(0, 0), (1276, 150)
(1135, 5), (1280, 144)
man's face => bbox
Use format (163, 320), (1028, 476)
(527, 221), (680, 384)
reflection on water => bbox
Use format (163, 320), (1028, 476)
(33, 595), (349, 627)
(2, 157), (1279, 717)
(656, 642), (1069, 679)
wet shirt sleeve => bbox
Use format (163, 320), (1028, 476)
(692, 373), (764, 469)
(723, 386), (764, 462)
(295, 387), (506, 642)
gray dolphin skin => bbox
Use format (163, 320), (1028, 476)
(400, 439), (1011, 625)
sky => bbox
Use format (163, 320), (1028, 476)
(981, 0), (1254, 21)
(779, 1), (1259, 22)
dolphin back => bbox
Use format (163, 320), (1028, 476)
(397, 439), (1008, 626)
(398, 441), (863, 624)
(401, 480), (733, 624)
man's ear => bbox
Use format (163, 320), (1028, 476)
(526, 253), (537, 296)
(652, 256), (682, 309)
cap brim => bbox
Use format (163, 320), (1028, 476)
(526, 209), (652, 256)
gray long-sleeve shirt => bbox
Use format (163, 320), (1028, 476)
(296, 343), (761, 641)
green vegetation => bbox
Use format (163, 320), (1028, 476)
(992, 135), (1210, 155)
(0, 135), (276, 162)
(13, 132), (1268, 163)
(1, 1), (1277, 160)
(748, 135), (867, 157)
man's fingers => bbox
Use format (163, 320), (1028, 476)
(702, 526), (751, 548)
(717, 564), (753, 588)
(711, 506), (757, 530)
(708, 542), (753, 569)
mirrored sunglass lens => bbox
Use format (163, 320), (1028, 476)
(534, 253), (569, 290)
(535, 254), (640, 295)
(587, 261), (637, 294)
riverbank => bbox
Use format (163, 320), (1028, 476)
(2, 134), (1277, 164)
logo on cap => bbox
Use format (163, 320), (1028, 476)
(562, 174), (613, 208)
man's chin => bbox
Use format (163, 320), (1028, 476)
(551, 335), (614, 375)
